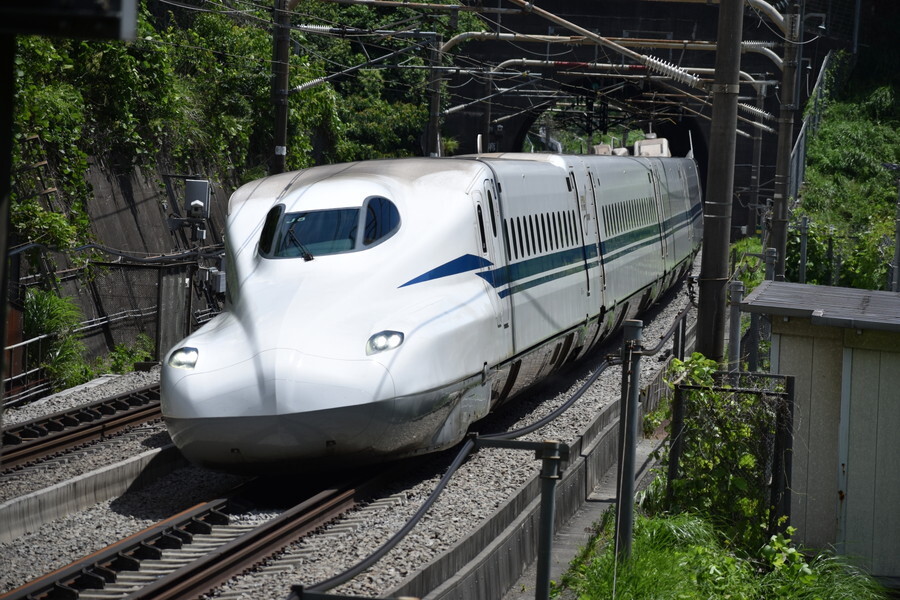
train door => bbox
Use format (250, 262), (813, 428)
(473, 180), (511, 331)
(677, 166), (694, 246)
(568, 168), (593, 299)
(650, 162), (674, 272)
(583, 165), (607, 295)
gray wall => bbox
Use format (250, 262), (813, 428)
(772, 320), (900, 577)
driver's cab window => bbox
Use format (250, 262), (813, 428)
(363, 196), (401, 246)
(259, 196), (400, 259)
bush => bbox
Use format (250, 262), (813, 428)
(104, 333), (155, 374)
(663, 354), (778, 551)
(24, 288), (94, 391)
(790, 75), (899, 290)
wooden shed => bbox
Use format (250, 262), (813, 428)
(741, 281), (900, 581)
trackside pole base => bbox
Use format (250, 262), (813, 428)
(473, 437), (570, 600)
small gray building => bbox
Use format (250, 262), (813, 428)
(741, 281), (900, 580)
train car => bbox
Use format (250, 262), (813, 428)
(161, 151), (702, 472)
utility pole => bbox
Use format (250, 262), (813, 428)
(696, 0), (744, 362)
(770, 0), (799, 280)
(271, 0), (290, 175)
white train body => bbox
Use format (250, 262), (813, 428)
(161, 153), (702, 471)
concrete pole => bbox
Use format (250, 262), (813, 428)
(696, 0), (745, 362)
(770, 1), (799, 280)
(765, 247), (777, 281)
(271, 0), (290, 175)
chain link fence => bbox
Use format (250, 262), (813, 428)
(665, 370), (795, 549)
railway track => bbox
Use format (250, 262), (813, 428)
(0, 472), (384, 600)
(0, 384), (162, 471)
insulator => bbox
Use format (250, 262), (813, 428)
(295, 24), (333, 33)
(742, 40), (778, 49)
(642, 55), (703, 89)
(293, 77), (328, 93)
(738, 102), (776, 121)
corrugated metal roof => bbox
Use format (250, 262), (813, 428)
(741, 281), (900, 333)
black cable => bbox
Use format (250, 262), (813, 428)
(483, 357), (614, 441)
(9, 242), (223, 263)
(301, 437), (478, 594)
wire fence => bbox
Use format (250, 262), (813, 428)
(665, 370), (795, 547)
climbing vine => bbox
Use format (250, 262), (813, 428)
(11, 1), (484, 249)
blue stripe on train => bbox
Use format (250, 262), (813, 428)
(400, 206), (696, 295)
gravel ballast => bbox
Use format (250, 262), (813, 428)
(1, 267), (698, 599)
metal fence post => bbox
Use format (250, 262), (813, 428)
(769, 376), (795, 536)
(535, 440), (566, 600)
(673, 316), (687, 361)
(765, 248), (777, 281)
(799, 216), (809, 284)
(748, 312), (760, 372)
(728, 281), (744, 373)
(615, 320), (643, 560)
(665, 386), (686, 508)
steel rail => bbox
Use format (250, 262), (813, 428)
(128, 485), (366, 600)
(0, 475), (382, 600)
(1, 383), (162, 471)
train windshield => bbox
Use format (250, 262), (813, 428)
(259, 197), (400, 259)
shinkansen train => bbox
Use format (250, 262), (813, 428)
(161, 150), (702, 472)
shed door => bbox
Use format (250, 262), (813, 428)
(838, 347), (900, 577)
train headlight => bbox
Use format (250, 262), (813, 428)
(168, 347), (199, 370)
(366, 331), (404, 355)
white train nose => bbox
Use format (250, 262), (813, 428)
(162, 347), (397, 418)
(161, 348), (403, 470)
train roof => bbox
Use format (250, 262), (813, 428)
(228, 157), (489, 214)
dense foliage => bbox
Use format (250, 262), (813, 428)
(557, 353), (889, 600)
(24, 288), (93, 390)
(731, 235), (765, 292)
(661, 353), (778, 551)
(23, 289), (156, 389)
(11, 0), (484, 248)
(787, 53), (900, 289)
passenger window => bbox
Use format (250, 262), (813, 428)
(541, 214), (549, 252)
(476, 205), (488, 253)
(486, 188), (498, 237)
(516, 217), (525, 257)
(528, 215), (537, 255)
(552, 213), (559, 249)
(363, 196), (401, 246)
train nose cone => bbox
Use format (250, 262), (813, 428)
(162, 347), (398, 471)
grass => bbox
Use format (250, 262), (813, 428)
(555, 505), (890, 600)
(560, 512), (758, 599)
